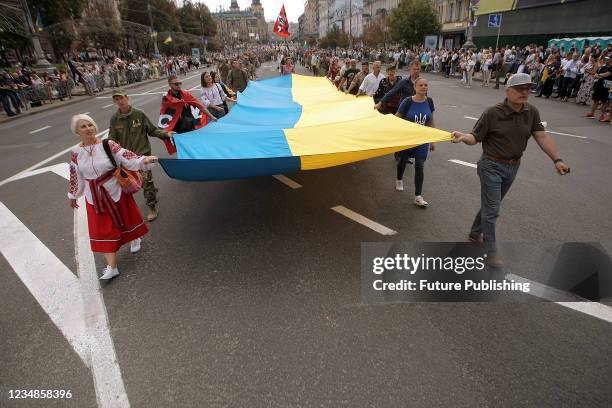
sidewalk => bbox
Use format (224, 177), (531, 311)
(0, 67), (208, 124)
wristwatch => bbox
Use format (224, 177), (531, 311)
(553, 158), (564, 164)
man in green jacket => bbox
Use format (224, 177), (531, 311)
(226, 59), (249, 93)
(108, 89), (174, 222)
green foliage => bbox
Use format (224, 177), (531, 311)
(389, 0), (441, 47)
(363, 16), (390, 47)
(320, 26), (349, 49)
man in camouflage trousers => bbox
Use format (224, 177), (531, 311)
(108, 89), (174, 221)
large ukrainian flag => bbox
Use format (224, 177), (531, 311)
(159, 74), (451, 181)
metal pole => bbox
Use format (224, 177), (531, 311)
(495, 14), (502, 51)
(147, 0), (160, 56)
(349, 0), (352, 48)
(18, 0), (53, 71)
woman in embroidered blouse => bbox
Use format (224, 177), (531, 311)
(68, 114), (158, 280)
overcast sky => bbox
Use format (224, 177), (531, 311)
(200, 1), (305, 23)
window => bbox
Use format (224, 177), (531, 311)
(457, 0), (463, 21)
(450, 2), (454, 21)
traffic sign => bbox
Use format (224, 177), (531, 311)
(488, 14), (502, 28)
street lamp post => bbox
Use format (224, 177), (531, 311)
(18, 0), (53, 71)
(462, 2), (478, 50)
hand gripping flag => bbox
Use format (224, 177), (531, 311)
(273, 5), (290, 38)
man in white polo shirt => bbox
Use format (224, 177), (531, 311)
(357, 61), (385, 97)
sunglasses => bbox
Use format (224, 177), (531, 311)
(171, 82), (182, 86)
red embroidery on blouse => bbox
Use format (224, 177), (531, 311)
(69, 164), (78, 195)
(71, 151), (78, 164)
(108, 140), (121, 154)
(122, 150), (140, 160)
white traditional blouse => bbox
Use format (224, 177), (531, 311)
(68, 140), (152, 204)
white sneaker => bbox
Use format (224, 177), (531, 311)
(130, 238), (141, 254)
(414, 195), (428, 207)
(100, 266), (119, 280)
(395, 180), (404, 191)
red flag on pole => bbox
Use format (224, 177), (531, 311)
(273, 4), (290, 38)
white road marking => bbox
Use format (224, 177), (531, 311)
(7, 163), (70, 183)
(28, 125), (51, 134)
(0, 202), (90, 365)
(547, 130), (588, 139)
(273, 174), (302, 189)
(464, 117), (587, 140)
(331, 205), (397, 236)
(506, 273), (612, 324)
(82, 112), (90, 115)
(97, 92), (165, 99)
(0, 129), (109, 187)
(449, 159), (477, 168)
(103, 103), (114, 108)
(74, 197), (130, 407)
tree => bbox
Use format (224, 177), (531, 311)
(363, 15), (390, 47)
(388, 0), (440, 47)
(319, 26), (349, 49)
(27, 0), (85, 57)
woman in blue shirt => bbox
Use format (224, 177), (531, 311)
(395, 77), (436, 207)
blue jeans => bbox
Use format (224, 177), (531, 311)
(470, 156), (520, 254)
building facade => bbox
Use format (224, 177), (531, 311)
(473, 0), (612, 49)
(212, 0), (268, 44)
(432, 0), (470, 49)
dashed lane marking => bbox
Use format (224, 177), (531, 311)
(332, 205), (397, 236)
(449, 159), (477, 168)
(506, 273), (612, 324)
(547, 130), (588, 139)
(464, 116), (587, 139)
(103, 103), (114, 108)
(273, 174), (302, 189)
(28, 125), (51, 134)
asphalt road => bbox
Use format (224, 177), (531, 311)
(1, 61), (611, 407)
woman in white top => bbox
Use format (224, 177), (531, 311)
(200, 71), (228, 119)
(68, 114), (158, 280)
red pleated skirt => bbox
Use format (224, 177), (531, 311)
(86, 192), (148, 253)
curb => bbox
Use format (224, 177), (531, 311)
(0, 67), (207, 125)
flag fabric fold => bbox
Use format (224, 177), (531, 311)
(159, 74), (452, 181)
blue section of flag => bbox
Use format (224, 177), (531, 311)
(174, 75), (301, 163)
(159, 156), (301, 181)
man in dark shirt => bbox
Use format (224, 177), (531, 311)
(374, 60), (420, 111)
(374, 65), (402, 114)
(451, 73), (570, 267)
(338, 60), (359, 92)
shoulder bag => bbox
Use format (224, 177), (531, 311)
(102, 140), (143, 194)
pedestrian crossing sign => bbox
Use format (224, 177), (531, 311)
(488, 14), (502, 28)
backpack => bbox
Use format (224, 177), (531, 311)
(397, 96), (434, 119)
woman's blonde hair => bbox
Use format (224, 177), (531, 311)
(70, 114), (98, 135)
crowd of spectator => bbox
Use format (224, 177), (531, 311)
(292, 41), (612, 123)
(1, 51), (202, 118)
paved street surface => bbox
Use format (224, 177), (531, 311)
(1, 61), (611, 407)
